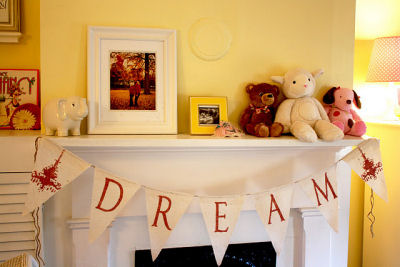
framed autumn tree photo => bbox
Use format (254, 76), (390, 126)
(109, 52), (156, 111)
(87, 26), (177, 134)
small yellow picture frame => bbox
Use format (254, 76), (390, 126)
(190, 96), (228, 135)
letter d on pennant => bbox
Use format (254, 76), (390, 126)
(95, 177), (124, 212)
(89, 168), (140, 243)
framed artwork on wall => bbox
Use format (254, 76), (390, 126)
(0, 0), (21, 43)
(190, 96), (228, 135)
(87, 26), (177, 134)
(0, 69), (40, 130)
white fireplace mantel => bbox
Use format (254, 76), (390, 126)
(47, 134), (363, 150)
(0, 132), (364, 267)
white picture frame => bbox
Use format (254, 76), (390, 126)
(0, 0), (21, 43)
(87, 26), (177, 134)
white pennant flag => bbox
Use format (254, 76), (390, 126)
(343, 138), (388, 202)
(299, 165), (339, 231)
(24, 138), (90, 213)
(145, 188), (193, 261)
(200, 196), (244, 266)
(89, 167), (141, 242)
(255, 184), (293, 255)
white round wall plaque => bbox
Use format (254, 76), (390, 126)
(189, 18), (232, 61)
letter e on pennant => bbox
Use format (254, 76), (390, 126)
(215, 202), (229, 232)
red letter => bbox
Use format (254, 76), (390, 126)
(312, 172), (338, 206)
(95, 178), (123, 212)
(268, 193), (285, 224)
(152, 195), (172, 230)
(215, 201), (229, 232)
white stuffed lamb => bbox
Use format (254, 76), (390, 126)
(271, 68), (344, 142)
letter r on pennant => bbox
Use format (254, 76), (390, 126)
(312, 172), (338, 206)
(95, 178), (124, 212)
(152, 195), (172, 230)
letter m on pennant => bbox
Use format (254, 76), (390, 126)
(312, 172), (337, 206)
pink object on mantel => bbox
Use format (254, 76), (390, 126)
(213, 121), (243, 137)
(322, 87), (367, 137)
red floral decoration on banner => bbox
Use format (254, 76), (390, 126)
(358, 147), (383, 182)
(31, 150), (65, 192)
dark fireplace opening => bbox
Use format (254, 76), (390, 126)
(135, 242), (276, 267)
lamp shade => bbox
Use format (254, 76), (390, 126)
(366, 36), (400, 82)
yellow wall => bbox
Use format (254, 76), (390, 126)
(1, 0), (357, 265)
(2, 1), (399, 266)
(362, 123), (400, 267)
(40, 0), (356, 134)
(353, 40), (374, 87)
(0, 0), (40, 69)
(353, 38), (400, 267)
(347, 38), (374, 267)
(356, 0), (400, 40)
(353, 0), (400, 264)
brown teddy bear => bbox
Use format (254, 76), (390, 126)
(240, 83), (284, 137)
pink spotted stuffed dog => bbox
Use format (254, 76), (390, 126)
(322, 87), (366, 137)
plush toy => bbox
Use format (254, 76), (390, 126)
(271, 68), (344, 142)
(322, 86), (366, 136)
(239, 83), (284, 137)
(213, 121), (243, 137)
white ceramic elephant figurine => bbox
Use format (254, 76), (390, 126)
(43, 97), (88, 136)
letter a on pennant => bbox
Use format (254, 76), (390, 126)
(89, 168), (140, 242)
(299, 165), (339, 232)
(24, 138), (91, 214)
(255, 184), (293, 255)
(145, 188), (193, 261)
(199, 196), (244, 266)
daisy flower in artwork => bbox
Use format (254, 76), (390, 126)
(10, 104), (41, 130)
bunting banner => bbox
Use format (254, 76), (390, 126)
(255, 184), (294, 255)
(145, 188), (193, 261)
(200, 196), (244, 266)
(89, 167), (141, 242)
(24, 138), (91, 214)
(23, 137), (388, 263)
(343, 138), (388, 202)
(299, 165), (339, 231)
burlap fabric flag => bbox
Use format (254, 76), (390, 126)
(199, 196), (244, 266)
(145, 188), (193, 261)
(255, 184), (293, 255)
(299, 165), (339, 231)
(89, 167), (141, 242)
(24, 138), (90, 213)
(343, 138), (387, 202)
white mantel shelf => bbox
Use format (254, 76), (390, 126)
(0, 130), (365, 150)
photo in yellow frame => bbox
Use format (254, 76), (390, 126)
(190, 96), (228, 135)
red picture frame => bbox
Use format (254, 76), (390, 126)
(0, 69), (40, 130)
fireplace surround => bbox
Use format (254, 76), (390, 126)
(0, 133), (363, 267)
